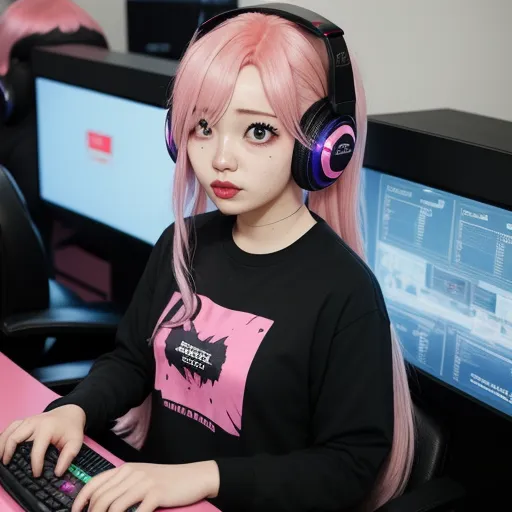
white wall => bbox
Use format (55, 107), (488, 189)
(73, 0), (127, 51)
(74, 0), (512, 121)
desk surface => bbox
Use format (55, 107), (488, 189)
(0, 353), (218, 512)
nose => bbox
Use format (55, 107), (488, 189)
(212, 135), (237, 173)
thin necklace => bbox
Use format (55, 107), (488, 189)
(239, 204), (304, 228)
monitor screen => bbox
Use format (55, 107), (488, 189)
(362, 167), (512, 419)
(36, 77), (212, 245)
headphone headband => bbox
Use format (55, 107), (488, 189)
(195, 2), (356, 119)
(166, 2), (358, 191)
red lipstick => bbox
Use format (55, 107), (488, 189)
(211, 180), (241, 199)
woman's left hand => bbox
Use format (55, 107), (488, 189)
(71, 461), (220, 512)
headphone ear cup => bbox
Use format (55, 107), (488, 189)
(0, 62), (34, 125)
(165, 109), (178, 162)
(292, 97), (356, 191)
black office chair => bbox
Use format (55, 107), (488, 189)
(0, 164), (121, 391)
(374, 402), (466, 512)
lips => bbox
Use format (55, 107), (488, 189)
(210, 180), (241, 199)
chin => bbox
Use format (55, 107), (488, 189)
(203, 188), (248, 216)
(213, 199), (252, 217)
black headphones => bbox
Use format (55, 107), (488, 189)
(0, 26), (108, 125)
(164, 2), (357, 192)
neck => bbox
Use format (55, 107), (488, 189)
(233, 185), (316, 254)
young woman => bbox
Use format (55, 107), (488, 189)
(0, 4), (415, 512)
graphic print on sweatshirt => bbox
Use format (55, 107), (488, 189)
(152, 292), (273, 436)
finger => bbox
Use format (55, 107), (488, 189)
(134, 495), (159, 512)
(0, 420), (23, 462)
(70, 467), (120, 512)
(55, 438), (82, 477)
(130, 494), (160, 512)
(107, 481), (152, 512)
(30, 432), (52, 478)
(88, 471), (144, 512)
(2, 422), (36, 465)
(86, 468), (131, 511)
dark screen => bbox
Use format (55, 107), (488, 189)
(127, 0), (237, 60)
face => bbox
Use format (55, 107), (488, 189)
(187, 65), (299, 218)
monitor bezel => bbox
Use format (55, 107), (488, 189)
(363, 115), (512, 423)
(32, 44), (177, 243)
(32, 45), (177, 304)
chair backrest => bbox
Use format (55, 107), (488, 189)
(407, 402), (449, 490)
(0, 165), (50, 319)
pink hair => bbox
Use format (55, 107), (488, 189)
(113, 12), (415, 510)
(0, 0), (105, 75)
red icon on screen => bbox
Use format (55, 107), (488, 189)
(87, 131), (112, 163)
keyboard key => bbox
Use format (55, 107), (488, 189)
(35, 489), (49, 500)
(35, 502), (52, 512)
(20, 476), (33, 487)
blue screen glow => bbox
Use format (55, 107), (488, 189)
(362, 168), (512, 418)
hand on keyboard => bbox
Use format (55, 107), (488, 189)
(0, 440), (139, 511)
(69, 460), (217, 512)
(0, 404), (86, 478)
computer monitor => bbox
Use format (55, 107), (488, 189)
(35, 76), (178, 245)
(361, 111), (512, 420)
(33, 46), (216, 246)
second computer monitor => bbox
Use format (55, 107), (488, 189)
(362, 167), (512, 420)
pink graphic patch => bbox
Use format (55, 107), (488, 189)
(152, 293), (273, 436)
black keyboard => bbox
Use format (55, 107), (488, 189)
(0, 441), (138, 511)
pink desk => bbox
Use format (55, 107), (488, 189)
(0, 353), (218, 511)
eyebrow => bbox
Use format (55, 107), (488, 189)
(236, 108), (277, 118)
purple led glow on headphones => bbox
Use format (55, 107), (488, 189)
(165, 112), (178, 161)
(321, 124), (355, 178)
(312, 118), (354, 188)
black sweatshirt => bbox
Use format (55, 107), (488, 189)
(45, 211), (395, 512)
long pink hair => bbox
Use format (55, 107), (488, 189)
(113, 12), (415, 511)
(0, 0), (105, 75)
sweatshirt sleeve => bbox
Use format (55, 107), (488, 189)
(214, 308), (395, 512)
(44, 225), (174, 433)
